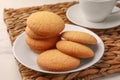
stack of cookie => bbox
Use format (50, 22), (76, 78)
(37, 31), (97, 72)
(25, 11), (97, 72)
(25, 11), (65, 53)
(56, 31), (97, 58)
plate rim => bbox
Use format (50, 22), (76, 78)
(12, 24), (104, 74)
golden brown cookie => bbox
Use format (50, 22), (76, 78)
(56, 41), (94, 58)
(27, 11), (65, 38)
(29, 46), (45, 54)
(25, 35), (60, 51)
(37, 49), (80, 71)
(62, 31), (97, 44)
(25, 27), (49, 39)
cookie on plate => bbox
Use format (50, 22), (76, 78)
(62, 31), (97, 44)
(27, 11), (65, 38)
(25, 35), (60, 51)
(30, 47), (45, 54)
(37, 49), (80, 71)
(25, 27), (48, 39)
(56, 40), (94, 58)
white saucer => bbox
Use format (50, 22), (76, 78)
(12, 24), (104, 74)
(66, 4), (120, 29)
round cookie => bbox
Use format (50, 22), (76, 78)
(37, 49), (80, 71)
(27, 11), (65, 38)
(62, 31), (97, 44)
(56, 41), (94, 58)
(29, 47), (45, 54)
(25, 35), (60, 51)
(25, 27), (49, 39)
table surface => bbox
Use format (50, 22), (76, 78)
(0, 0), (120, 80)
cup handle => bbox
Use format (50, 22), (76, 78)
(111, 1), (120, 14)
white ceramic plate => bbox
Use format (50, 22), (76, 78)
(66, 4), (120, 29)
(13, 24), (104, 74)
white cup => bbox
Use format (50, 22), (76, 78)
(79, 0), (120, 23)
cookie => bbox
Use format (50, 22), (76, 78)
(62, 31), (97, 44)
(25, 35), (60, 51)
(25, 27), (45, 39)
(29, 46), (45, 54)
(37, 49), (80, 71)
(25, 27), (48, 39)
(56, 41), (94, 58)
(27, 11), (65, 38)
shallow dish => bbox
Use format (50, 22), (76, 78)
(13, 24), (104, 74)
(66, 4), (120, 29)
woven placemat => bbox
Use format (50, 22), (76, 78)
(4, 1), (120, 80)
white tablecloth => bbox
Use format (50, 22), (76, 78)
(0, 0), (120, 80)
